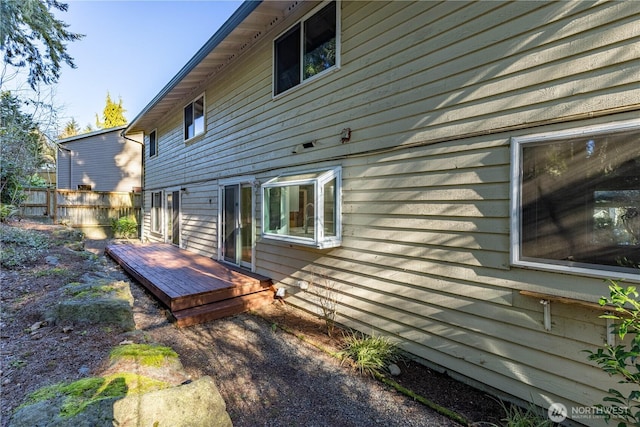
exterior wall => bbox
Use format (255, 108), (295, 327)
(139, 1), (640, 424)
(57, 129), (143, 192)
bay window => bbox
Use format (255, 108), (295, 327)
(262, 167), (341, 248)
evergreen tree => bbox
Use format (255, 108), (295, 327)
(58, 117), (80, 138)
(0, 91), (52, 205)
(0, 0), (84, 89)
(95, 92), (127, 129)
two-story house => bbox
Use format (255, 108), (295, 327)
(123, 2), (640, 425)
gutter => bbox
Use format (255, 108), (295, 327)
(124, 0), (262, 135)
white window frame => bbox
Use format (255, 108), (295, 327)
(165, 186), (182, 246)
(183, 93), (205, 142)
(150, 190), (163, 235)
(273, 0), (341, 97)
(218, 176), (256, 271)
(148, 129), (157, 158)
(262, 166), (342, 249)
(510, 118), (640, 282)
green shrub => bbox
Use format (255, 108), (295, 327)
(0, 204), (18, 222)
(494, 399), (553, 427)
(0, 225), (50, 268)
(337, 331), (401, 377)
(585, 281), (640, 426)
(110, 216), (137, 239)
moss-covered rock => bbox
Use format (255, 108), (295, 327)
(113, 376), (232, 427)
(9, 344), (232, 427)
(10, 374), (171, 427)
(49, 279), (135, 330)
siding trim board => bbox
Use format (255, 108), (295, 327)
(128, 1), (640, 425)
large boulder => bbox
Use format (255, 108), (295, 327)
(48, 279), (135, 330)
(113, 376), (232, 427)
(9, 345), (232, 427)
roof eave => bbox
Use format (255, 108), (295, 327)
(124, 0), (263, 136)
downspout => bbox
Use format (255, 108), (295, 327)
(120, 130), (145, 242)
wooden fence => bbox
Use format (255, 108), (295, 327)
(19, 188), (142, 238)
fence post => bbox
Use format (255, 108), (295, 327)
(52, 189), (58, 223)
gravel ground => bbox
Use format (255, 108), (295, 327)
(128, 281), (463, 427)
(2, 221), (503, 426)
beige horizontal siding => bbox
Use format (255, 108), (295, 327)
(137, 2), (640, 424)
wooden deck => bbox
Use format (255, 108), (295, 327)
(105, 243), (274, 327)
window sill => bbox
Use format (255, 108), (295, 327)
(262, 233), (341, 249)
(512, 258), (640, 283)
(184, 133), (205, 146)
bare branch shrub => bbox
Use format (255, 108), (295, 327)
(308, 270), (340, 337)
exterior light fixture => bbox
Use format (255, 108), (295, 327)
(340, 128), (351, 143)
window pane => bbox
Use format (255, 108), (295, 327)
(324, 178), (336, 237)
(303, 1), (336, 80)
(520, 130), (640, 271)
(264, 183), (315, 239)
(149, 131), (157, 157)
(184, 103), (193, 139)
(275, 24), (301, 95)
(194, 96), (204, 136)
(151, 192), (162, 232)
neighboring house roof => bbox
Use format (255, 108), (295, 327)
(126, 0), (299, 134)
(57, 125), (128, 145)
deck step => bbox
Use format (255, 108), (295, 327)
(172, 290), (274, 327)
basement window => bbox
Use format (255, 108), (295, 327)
(511, 119), (640, 281)
(262, 167), (341, 248)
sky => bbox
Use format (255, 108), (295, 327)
(18, 0), (244, 132)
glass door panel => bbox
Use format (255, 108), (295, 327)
(222, 183), (253, 268)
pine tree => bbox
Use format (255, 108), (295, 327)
(95, 92), (127, 129)
(58, 118), (80, 138)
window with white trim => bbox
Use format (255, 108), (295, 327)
(151, 191), (162, 234)
(262, 167), (341, 248)
(184, 95), (205, 141)
(511, 119), (640, 280)
(274, 1), (338, 96)
(149, 129), (157, 157)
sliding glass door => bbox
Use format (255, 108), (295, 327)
(221, 183), (253, 268)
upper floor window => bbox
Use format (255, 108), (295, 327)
(262, 167), (341, 249)
(149, 129), (157, 157)
(274, 1), (338, 96)
(184, 95), (205, 141)
(511, 119), (640, 281)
